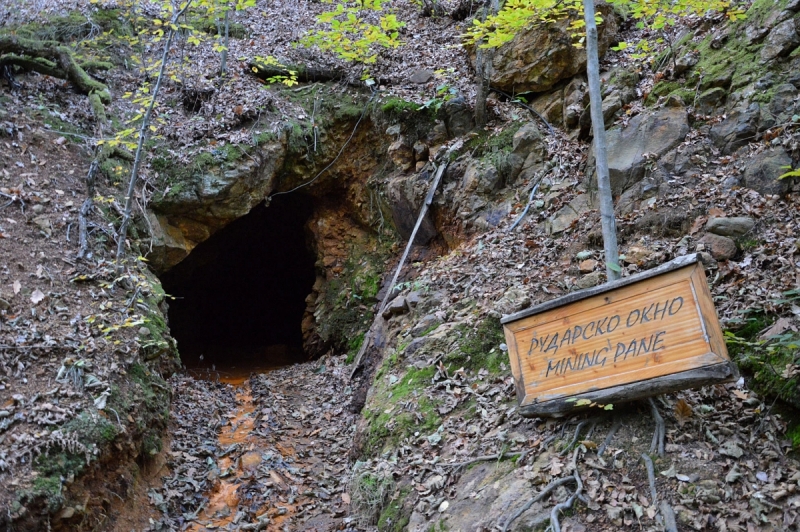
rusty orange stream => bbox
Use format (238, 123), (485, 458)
(186, 370), (308, 531)
(186, 383), (256, 531)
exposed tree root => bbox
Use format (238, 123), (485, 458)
(660, 500), (678, 532)
(489, 86), (555, 134)
(560, 418), (597, 456)
(0, 36), (110, 101)
(648, 397), (666, 457)
(550, 469), (584, 532)
(500, 476), (576, 532)
(641, 453), (657, 505)
(598, 418), (622, 457)
(78, 144), (133, 259)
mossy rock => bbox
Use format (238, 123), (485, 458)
(444, 318), (507, 375)
(362, 363), (442, 456)
(188, 17), (248, 39)
(726, 316), (800, 409)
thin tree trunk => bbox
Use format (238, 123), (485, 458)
(221, 5), (229, 75)
(474, 0), (498, 128)
(583, 0), (620, 281)
(115, 2), (193, 270)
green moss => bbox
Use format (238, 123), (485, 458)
(445, 318), (506, 375)
(377, 487), (412, 532)
(464, 121), (522, 159)
(24, 477), (64, 513)
(64, 411), (119, 446)
(188, 16), (248, 39)
(142, 434), (163, 456)
(34, 450), (86, 479)
(346, 332), (366, 364)
(381, 97), (423, 115)
(316, 244), (391, 352)
(363, 365), (442, 456)
(787, 423), (800, 450)
(726, 316), (800, 406)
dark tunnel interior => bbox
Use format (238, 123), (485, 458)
(160, 194), (317, 376)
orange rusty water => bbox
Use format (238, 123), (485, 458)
(186, 385), (257, 531)
(186, 365), (309, 531)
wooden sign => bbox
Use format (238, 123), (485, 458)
(501, 254), (737, 417)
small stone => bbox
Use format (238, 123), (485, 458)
(57, 507), (75, 520)
(579, 259), (598, 273)
(409, 69), (434, 84)
(387, 139), (414, 172)
(138, 327), (151, 337)
(576, 271), (605, 289)
(719, 440), (744, 458)
(0, 298), (10, 311)
(624, 245), (652, 264)
(406, 291), (421, 308)
(705, 216), (755, 237)
(32, 215), (51, 237)
(412, 141), (429, 162)
(32, 204), (45, 214)
(699, 233), (737, 261)
(382, 296), (409, 319)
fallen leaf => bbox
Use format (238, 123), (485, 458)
(31, 289), (45, 304)
(674, 399), (692, 427)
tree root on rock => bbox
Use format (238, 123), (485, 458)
(0, 35), (110, 123)
(648, 397), (665, 457)
(641, 452), (658, 505)
(500, 476), (576, 532)
(598, 418), (622, 457)
(502, 448), (587, 532)
(560, 418), (597, 456)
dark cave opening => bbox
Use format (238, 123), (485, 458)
(160, 194), (316, 375)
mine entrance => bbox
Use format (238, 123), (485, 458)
(160, 194), (316, 377)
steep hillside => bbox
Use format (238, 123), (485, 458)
(0, 0), (799, 531)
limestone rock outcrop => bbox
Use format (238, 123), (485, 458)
(486, 4), (619, 93)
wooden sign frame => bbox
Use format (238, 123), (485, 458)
(501, 254), (737, 417)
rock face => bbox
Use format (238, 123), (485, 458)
(488, 5), (618, 93)
(709, 103), (762, 154)
(761, 17), (800, 61)
(742, 148), (793, 196)
(599, 106), (690, 195)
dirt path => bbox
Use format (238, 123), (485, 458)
(141, 356), (359, 531)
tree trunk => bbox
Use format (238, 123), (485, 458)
(474, 0), (499, 129)
(582, 0), (620, 281)
(220, 5), (229, 75)
(116, 2), (193, 269)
